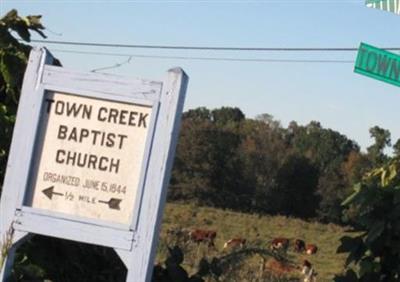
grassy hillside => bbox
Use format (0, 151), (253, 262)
(157, 203), (352, 281)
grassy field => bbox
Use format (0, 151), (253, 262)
(156, 202), (351, 282)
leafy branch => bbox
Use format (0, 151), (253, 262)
(335, 158), (400, 281)
(0, 9), (47, 191)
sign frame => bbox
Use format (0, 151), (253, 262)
(0, 47), (188, 282)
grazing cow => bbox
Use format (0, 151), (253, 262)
(301, 260), (317, 282)
(305, 244), (318, 255)
(294, 239), (306, 253)
(189, 229), (217, 247)
(223, 238), (246, 250)
(264, 258), (297, 276)
(270, 237), (289, 252)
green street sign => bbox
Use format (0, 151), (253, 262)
(366, 0), (400, 15)
(354, 43), (400, 88)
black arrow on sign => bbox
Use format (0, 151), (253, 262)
(42, 186), (64, 200)
(98, 198), (122, 210)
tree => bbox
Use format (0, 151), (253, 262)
(255, 113), (281, 130)
(393, 138), (400, 158)
(273, 155), (319, 218)
(335, 158), (400, 281)
(170, 109), (368, 221)
(316, 168), (348, 222)
(367, 126), (391, 166)
(237, 118), (288, 213)
(291, 121), (359, 171)
(211, 107), (245, 125)
(0, 9), (46, 190)
(182, 107), (211, 122)
(169, 107), (245, 209)
(289, 121), (360, 222)
(169, 118), (216, 204)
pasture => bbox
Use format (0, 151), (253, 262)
(157, 203), (352, 281)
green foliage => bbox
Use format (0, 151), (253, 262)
(335, 158), (400, 281)
(0, 9), (46, 189)
(291, 121), (359, 171)
(170, 108), (245, 209)
(152, 245), (223, 282)
(367, 126), (391, 166)
(170, 110), (363, 222)
(273, 155), (319, 218)
(287, 121), (362, 222)
(211, 107), (245, 125)
(12, 237), (127, 282)
(393, 139), (400, 158)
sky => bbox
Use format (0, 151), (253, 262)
(1, 0), (400, 152)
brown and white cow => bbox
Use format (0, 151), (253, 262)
(223, 238), (246, 250)
(270, 237), (289, 252)
(189, 229), (217, 247)
(305, 244), (318, 255)
(301, 259), (317, 282)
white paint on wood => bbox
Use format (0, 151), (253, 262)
(42, 65), (162, 99)
(0, 47), (188, 282)
(13, 211), (134, 250)
(124, 68), (188, 282)
(0, 47), (54, 281)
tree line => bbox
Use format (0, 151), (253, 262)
(168, 107), (399, 224)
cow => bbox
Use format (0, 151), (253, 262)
(305, 244), (318, 255)
(294, 239), (306, 253)
(264, 258), (297, 276)
(270, 237), (289, 252)
(189, 229), (217, 247)
(301, 260), (317, 282)
(223, 238), (246, 250)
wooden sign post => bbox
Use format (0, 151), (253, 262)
(0, 47), (188, 282)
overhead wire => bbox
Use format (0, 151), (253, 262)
(2, 0), (362, 3)
(33, 38), (400, 65)
(50, 48), (355, 64)
(31, 39), (400, 52)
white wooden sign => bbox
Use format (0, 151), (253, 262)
(30, 92), (152, 225)
(0, 47), (188, 282)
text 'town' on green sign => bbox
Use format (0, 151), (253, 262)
(354, 42), (400, 88)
